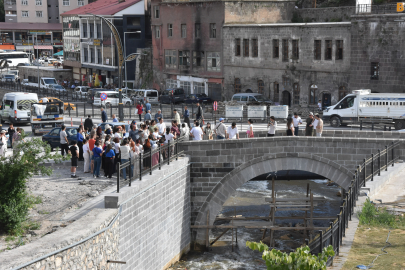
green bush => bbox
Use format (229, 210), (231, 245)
(291, 12), (304, 23)
(246, 242), (335, 270)
(358, 198), (405, 228)
(0, 138), (66, 234)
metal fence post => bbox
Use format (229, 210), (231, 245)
(92, 103), (94, 118)
(360, 120), (363, 130)
(139, 153), (142, 181)
(385, 145), (388, 171)
(378, 149), (381, 176)
(340, 205), (345, 237)
(337, 214), (341, 253)
(84, 103), (86, 118)
(168, 140), (171, 165)
(117, 163), (120, 193)
(392, 142), (394, 167)
(319, 230), (323, 251)
(371, 122), (374, 131)
(76, 103), (79, 118)
(129, 157), (132, 185)
(68, 103), (71, 117)
(159, 144), (161, 170)
(363, 159), (366, 187)
(330, 221), (334, 254)
(176, 139), (178, 161)
(371, 154), (374, 181)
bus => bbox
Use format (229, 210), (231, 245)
(0, 50), (30, 67)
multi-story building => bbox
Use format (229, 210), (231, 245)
(61, 0), (147, 87)
(4, 0), (96, 24)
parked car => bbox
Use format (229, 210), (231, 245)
(1, 74), (16, 82)
(73, 86), (90, 98)
(48, 84), (67, 92)
(185, 93), (213, 104)
(87, 88), (109, 104)
(231, 93), (272, 104)
(42, 126), (78, 151)
(93, 91), (132, 107)
(132, 89), (160, 104)
(39, 97), (76, 111)
(98, 122), (130, 133)
(160, 88), (186, 104)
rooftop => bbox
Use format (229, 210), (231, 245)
(0, 22), (62, 31)
(61, 0), (142, 16)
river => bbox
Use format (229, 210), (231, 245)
(169, 179), (342, 270)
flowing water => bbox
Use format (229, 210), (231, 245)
(169, 179), (342, 270)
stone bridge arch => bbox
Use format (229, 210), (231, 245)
(193, 152), (353, 245)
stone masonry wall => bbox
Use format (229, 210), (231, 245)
(1, 209), (120, 270)
(296, 6), (356, 23)
(178, 137), (405, 225)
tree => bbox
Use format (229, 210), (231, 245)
(0, 137), (66, 234)
(246, 241), (335, 270)
(0, 0), (4, 22)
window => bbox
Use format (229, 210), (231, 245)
(293, 83), (300, 105)
(325, 40), (332, 60)
(338, 86), (348, 100)
(154, 6), (159, 18)
(82, 23), (88, 38)
(83, 48), (88, 62)
(314, 40), (321, 60)
(166, 79), (177, 89)
(36, 0), (42, 5)
(90, 48), (95, 63)
(78, 0), (84, 6)
(181, 24), (186, 38)
(371, 62), (379, 80)
(336, 96), (356, 109)
(21, 11), (29, 17)
(193, 51), (204, 67)
(309, 85), (317, 105)
(336, 40), (343, 60)
(258, 80), (264, 94)
(273, 39), (279, 58)
(234, 78), (241, 93)
(179, 81), (191, 95)
(179, 50), (190, 67)
(63, 0), (70, 6)
(21, 0), (28, 5)
(194, 82), (205, 94)
(96, 24), (101, 38)
(195, 23), (200, 38)
(36, 11), (42, 17)
(210, 23), (216, 38)
(282, 39), (289, 62)
(165, 50), (177, 68)
(167, 24), (173, 37)
(243, 39), (249, 57)
(89, 23), (94, 38)
(207, 52), (220, 71)
(274, 82), (279, 102)
(252, 39), (258, 57)
(97, 49), (102, 64)
(235, 39), (241, 56)
(292, 39), (299, 59)
(155, 26), (160, 39)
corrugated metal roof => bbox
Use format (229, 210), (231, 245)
(61, 0), (142, 16)
(0, 22), (62, 30)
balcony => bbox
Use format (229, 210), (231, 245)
(356, 3), (403, 15)
(5, 0), (16, 5)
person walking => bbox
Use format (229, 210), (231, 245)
(247, 119), (254, 138)
(183, 106), (190, 128)
(101, 107), (108, 123)
(60, 125), (69, 156)
(204, 122), (213, 140)
(68, 140), (79, 178)
(227, 122), (239, 140)
(173, 109), (181, 125)
(292, 112), (302, 136)
(287, 117), (295, 136)
(214, 118), (226, 139)
(120, 139), (130, 180)
(315, 114), (324, 137)
(84, 115), (93, 132)
(196, 102), (204, 126)
(305, 112), (314, 136)
(136, 102), (143, 122)
(154, 109), (163, 122)
(145, 100), (151, 113)
(0, 130), (7, 157)
(267, 116), (277, 137)
(76, 126), (84, 161)
(7, 123), (15, 149)
(92, 141), (103, 178)
(104, 144), (115, 178)
(317, 99), (322, 111)
(190, 122), (203, 141)
(83, 139), (91, 173)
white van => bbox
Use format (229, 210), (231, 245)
(0, 92), (39, 124)
(323, 89), (405, 129)
(132, 89), (159, 104)
(93, 91), (132, 107)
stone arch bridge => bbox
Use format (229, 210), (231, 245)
(178, 135), (405, 245)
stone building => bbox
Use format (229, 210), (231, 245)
(223, 22), (351, 112)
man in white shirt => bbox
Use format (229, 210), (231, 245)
(312, 116), (319, 137)
(292, 112), (302, 136)
(157, 117), (166, 135)
(227, 122), (239, 139)
(190, 122), (203, 141)
(267, 116), (277, 137)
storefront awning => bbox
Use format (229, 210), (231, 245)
(0, 45), (15, 50)
(16, 45), (33, 51)
(34, 45), (53, 50)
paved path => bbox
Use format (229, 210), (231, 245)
(328, 162), (405, 269)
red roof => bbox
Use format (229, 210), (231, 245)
(0, 22), (62, 31)
(61, 0), (142, 16)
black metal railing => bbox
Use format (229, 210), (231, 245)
(116, 137), (185, 193)
(359, 120), (394, 131)
(305, 141), (402, 265)
(356, 4), (400, 14)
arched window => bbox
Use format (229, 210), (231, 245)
(258, 80), (264, 94)
(309, 84), (318, 105)
(339, 86), (348, 100)
(293, 83), (300, 105)
(274, 82), (279, 102)
(234, 78), (241, 93)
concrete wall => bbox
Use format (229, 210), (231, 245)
(178, 136), (405, 225)
(1, 209), (120, 270)
(222, 23), (351, 111)
(105, 156), (191, 270)
(16, 0), (48, 23)
(350, 14), (405, 93)
(295, 6), (356, 22)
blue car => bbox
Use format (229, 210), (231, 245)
(185, 93), (213, 104)
(42, 126), (78, 151)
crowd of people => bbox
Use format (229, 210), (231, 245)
(286, 112), (324, 137)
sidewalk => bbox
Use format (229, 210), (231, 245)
(328, 162), (405, 269)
